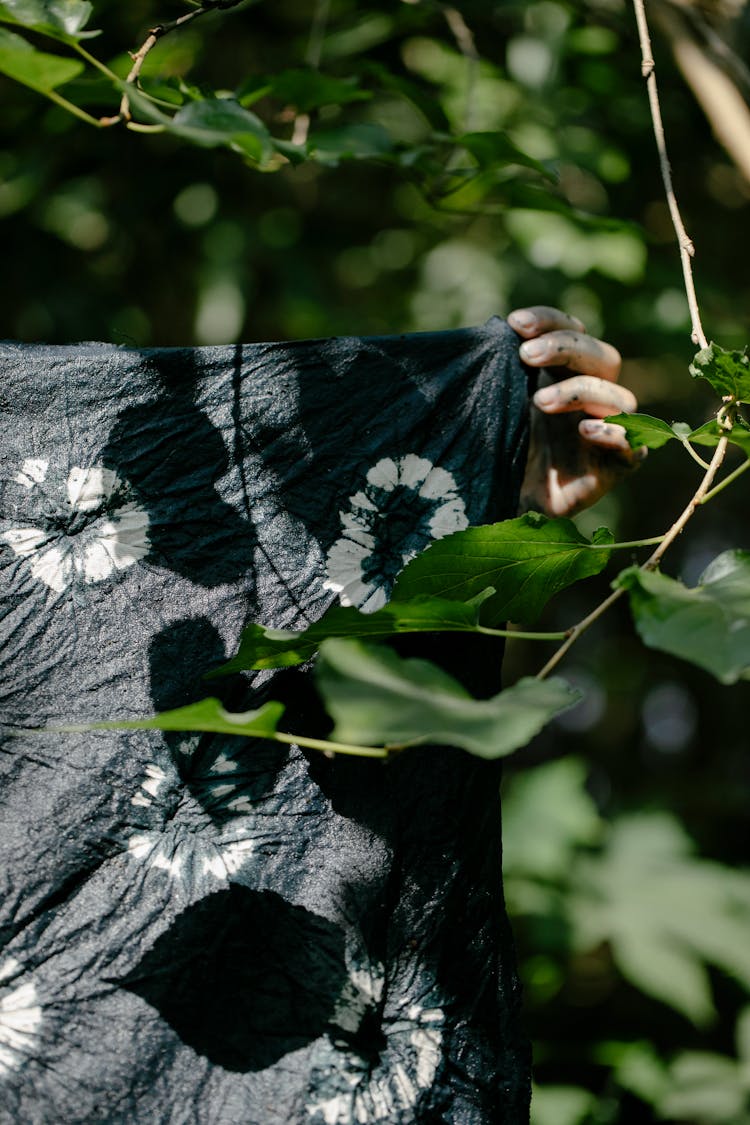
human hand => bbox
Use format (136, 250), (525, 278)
(508, 305), (645, 517)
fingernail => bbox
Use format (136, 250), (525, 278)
(533, 386), (557, 406)
(509, 309), (538, 331)
(580, 420), (605, 434)
(520, 340), (549, 361)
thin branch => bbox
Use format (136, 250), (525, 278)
(537, 429), (731, 680)
(99, 0), (246, 127)
(653, 0), (750, 183)
(441, 5), (480, 133)
(632, 0), (708, 348)
(291, 0), (332, 147)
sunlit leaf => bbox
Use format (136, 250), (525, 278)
(689, 342), (750, 403)
(209, 592), (494, 675)
(571, 813), (750, 1024)
(0, 25), (82, 90)
(316, 638), (581, 758)
(616, 552), (750, 684)
(531, 1084), (596, 1125)
(685, 417), (750, 456)
(502, 758), (602, 880)
(0, 0), (95, 41)
(392, 513), (614, 626)
(59, 697), (286, 738)
(658, 1052), (748, 1122)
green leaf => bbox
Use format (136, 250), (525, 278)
(0, 25), (83, 91)
(616, 551), (750, 684)
(308, 123), (394, 163)
(209, 593), (494, 675)
(61, 697), (285, 738)
(531, 1084), (596, 1125)
(571, 813), (750, 1023)
(161, 98), (272, 162)
(685, 418), (750, 456)
(604, 413), (690, 450)
(659, 1052), (748, 1122)
(459, 130), (556, 181)
(689, 342), (750, 403)
(268, 69), (371, 112)
(392, 514), (614, 626)
(0, 0), (95, 41)
(316, 638), (581, 758)
(502, 758), (603, 880)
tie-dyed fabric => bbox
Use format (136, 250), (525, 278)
(0, 318), (532, 1124)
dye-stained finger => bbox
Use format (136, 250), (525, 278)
(578, 419), (639, 453)
(507, 306), (586, 338)
(533, 375), (637, 418)
(520, 329), (622, 381)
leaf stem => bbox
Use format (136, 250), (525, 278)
(273, 730), (390, 759)
(71, 42), (123, 82)
(598, 535), (665, 550)
(632, 0), (707, 349)
(477, 626), (568, 641)
(46, 89), (102, 126)
(679, 438), (712, 470)
(699, 456), (750, 504)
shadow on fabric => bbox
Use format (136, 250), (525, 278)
(117, 885), (348, 1072)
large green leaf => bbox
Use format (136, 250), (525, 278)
(570, 813), (750, 1024)
(0, 0), (95, 41)
(689, 342), (750, 402)
(61, 698), (285, 738)
(209, 592), (494, 675)
(392, 513), (614, 626)
(315, 638), (581, 758)
(616, 551), (750, 684)
(0, 25), (83, 91)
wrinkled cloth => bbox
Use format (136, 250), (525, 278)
(0, 318), (532, 1124)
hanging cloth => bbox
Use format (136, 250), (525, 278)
(0, 317), (532, 1123)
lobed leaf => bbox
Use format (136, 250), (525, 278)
(689, 342), (750, 402)
(0, 25), (83, 91)
(605, 413), (691, 450)
(209, 592), (494, 675)
(316, 638), (581, 758)
(616, 551), (750, 684)
(166, 97), (272, 162)
(392, 513), (614, 626)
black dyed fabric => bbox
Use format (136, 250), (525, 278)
(0, 317), (532, 1124)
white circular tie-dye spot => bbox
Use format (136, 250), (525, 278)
(323, 455), (468, 613)
(2, 459), (149, 594)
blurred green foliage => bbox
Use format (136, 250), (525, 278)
(3, 1), (750, 1120)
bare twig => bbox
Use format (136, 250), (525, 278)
(633, 0), (708, 348)
(99, 0), (246, 127)
(536, 429), (731, 679)
(441, 5), (480, 132)
(653, 0), (750, 185)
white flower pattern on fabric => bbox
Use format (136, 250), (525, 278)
(324, 455), (468, 613)
(2, 460), (149, 593)
(306, 955), (444, 1124)
(0, 959), (42, 1079)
